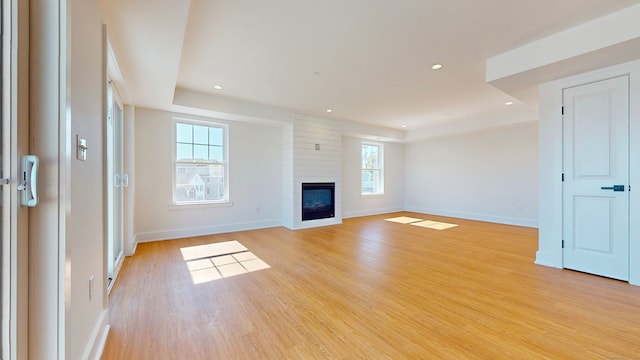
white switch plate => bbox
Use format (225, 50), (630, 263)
(89, 276), (95, 301)
(77, 135), (87, 161)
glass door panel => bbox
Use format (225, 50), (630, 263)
(107, 82), (124, 289)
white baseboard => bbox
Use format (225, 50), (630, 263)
(135, 219), (282, 243)
(534, 250), (563, 268)
(129, 240), (138, 256)
(133, 209), (537, 243)
(342, 207), (404, 219)
(287, 217), (343, 230)
(83, 309), (110, 360)
(404, 206), (538, 228)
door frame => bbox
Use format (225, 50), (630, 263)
(2, 0), (30, 358)
(536, 59), (640, 286)
(30, 0), (70, 357)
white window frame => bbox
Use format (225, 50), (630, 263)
(361, 142), (384, 195)
(172, 118), (229, 205)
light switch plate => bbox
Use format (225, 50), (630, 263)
(77, 135), (87, 161)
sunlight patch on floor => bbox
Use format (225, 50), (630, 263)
(410, 220), (459, 230)
(384, 216), (424, 224)
(180, 240), (248, 261)
(181, 241), (270, 284)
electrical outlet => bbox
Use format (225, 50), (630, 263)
(89, 276), (95, 301)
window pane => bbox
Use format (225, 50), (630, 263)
(370, 146), (379, 168)
(193, 125), (209, 145)
(362, 170), (374, 194)
(209, 127), (223, 146)
(176, 123), (192, 143)
(209, 145), (223, 162)
(362, 144), (380, 170)
(176, 143), (192, 161)
(361, 145), (370, 168)
(175, 121), (227, 204)
(371, 170), (380, 193)
(176, 163), (225, 202)
(193, 144), (208, 160)
(361, 143), (383, 195)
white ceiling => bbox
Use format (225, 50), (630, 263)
(101, 0), (640, 138)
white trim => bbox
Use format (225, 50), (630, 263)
(106, 42), (123, 84)
(168, 200), (233, 210)
(106, 77), (126, 288)
(1, 0), (14, 357)
(172, 117), (229, 205)
(83, 310), (110, 360)
(342, 207), (404, 219)
(360, 193), (384, 198)
(534, 251), (563, 268)
(405, 206), (538, 228)
(130, 240), (138, 255)
(60, 0), (71, 357)
(135, 219), (281, 243)
(124, 104), (136, 256)
(107, 251), (124, 294)
(289, 217), (343, 230)
(360, 141), (384, 195)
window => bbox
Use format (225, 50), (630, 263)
(174, 120), (228, 204)
(361, 142), (384, 195)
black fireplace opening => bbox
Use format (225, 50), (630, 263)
(302, 182), (335, 221)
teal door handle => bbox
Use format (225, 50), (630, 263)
(601, 185), (625, 191)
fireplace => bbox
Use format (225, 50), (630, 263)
(301, 183), (335, 221)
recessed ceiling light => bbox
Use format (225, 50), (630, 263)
(431, 64), (443, 70)
(401, 125), (407, 128)
(213, 85), (223, 90)
(505, 101), (513, 105)
(326, 109), (332, 113)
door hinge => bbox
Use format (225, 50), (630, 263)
(0, 178), (9, 185)
(561, 106), (564, 115)
(562, 240), (564, 248)
(561, 173), (564, 182)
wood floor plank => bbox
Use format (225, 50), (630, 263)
(101, 213), (640, 359)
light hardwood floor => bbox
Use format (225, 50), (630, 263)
(102, 213), (640, 359)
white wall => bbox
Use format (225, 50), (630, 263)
(134, 107), (283, 241)
(536, 60), (640, 285)
(404, 121), (538, 227)
(282, 114), (342, 230)
(68, 1), (109, 359)
(342, 137), (404, 218)
(281, 124), (294, 229)
(124, 104), (136, 255)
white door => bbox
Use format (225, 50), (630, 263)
(1, 1), (7, 349)
(562, 75), (629, 281)
(107, 81), (125, 289)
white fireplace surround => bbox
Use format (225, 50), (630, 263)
(282, 114), (343, 230)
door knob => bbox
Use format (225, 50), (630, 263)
(600, 185), (625, 191)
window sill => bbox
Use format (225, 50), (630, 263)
(169, 201), (233, 210)
(361, 193), (385, 198)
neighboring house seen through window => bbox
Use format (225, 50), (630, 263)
(174, 120), (228, 204)
(361, 142), (384, 195)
